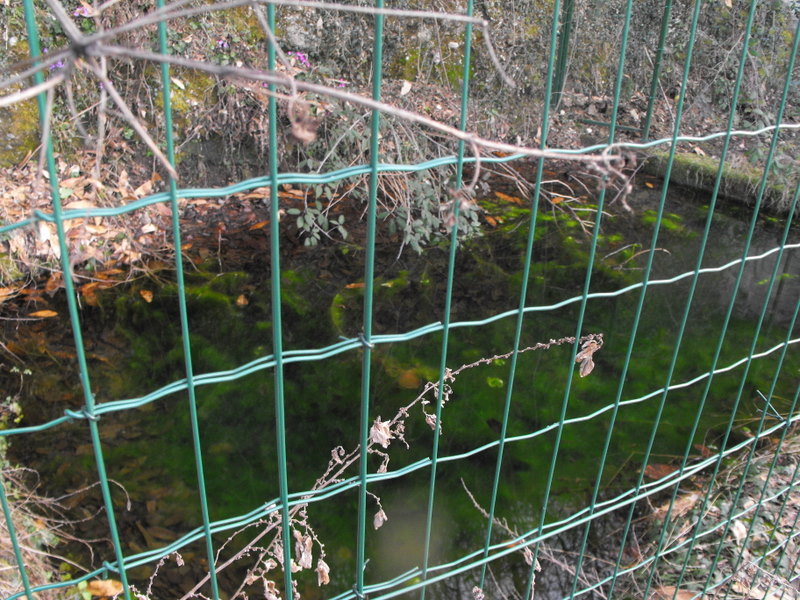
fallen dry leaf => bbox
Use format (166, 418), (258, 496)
(64, 200), (97, 211)
(85, 579), (123, 597)
(494, 191), (524, 205)
(644, 463), (677, 480)
(651, 585), (701, 600)
(28, 310), (58, 318)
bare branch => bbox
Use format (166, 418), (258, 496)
(0, 74), (65, 108)
(43, 0), (84, 42)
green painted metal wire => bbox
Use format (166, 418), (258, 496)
(355, 1), (385, 595)
(19, 0), (131, 597)
(419, 0), (475, 597)
(157, 1), (220, 597)
(4, 0), (800, 599)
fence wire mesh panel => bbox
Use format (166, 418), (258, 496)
(0, 0), (799, 599)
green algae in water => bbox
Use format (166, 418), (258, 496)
(8, 186), (799, 595)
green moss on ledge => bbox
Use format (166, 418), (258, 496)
(641, 151), (795, 216)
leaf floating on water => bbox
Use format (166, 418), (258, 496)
(28, 310), (58, 318)
(86, 579), (123, 597)
(0, 287), (19, 303)
(693, 443), (714, 458)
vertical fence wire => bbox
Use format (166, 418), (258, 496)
(156, 2), (220, 597)
(265, 3), (296, 596)
(521, 0), (565, 593)
(419, 1), (475, 597)
(641, 0), (674, 140)
(568, 0), (635, 590)
(0, 477), (33, 599)
(20, 0), (132, 596)
(606, 0), (712, 589)
(355, 1), (385, 594)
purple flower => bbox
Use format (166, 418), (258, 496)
(44, 48), (65, 71)
(216, 39), (230, 49)
(288, 51), (311, 68)
(72, 5), (91, 17)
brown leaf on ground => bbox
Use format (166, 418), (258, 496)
(651, 585), (703, 600)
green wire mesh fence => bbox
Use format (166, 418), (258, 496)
(0, 0), (799, 598)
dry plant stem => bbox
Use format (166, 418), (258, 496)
(180, 337), (603, 598)
(94, 22), (109, 178)
(64, 78), (92, 143)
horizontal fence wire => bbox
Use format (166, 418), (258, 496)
(1, 0), (799, 598)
